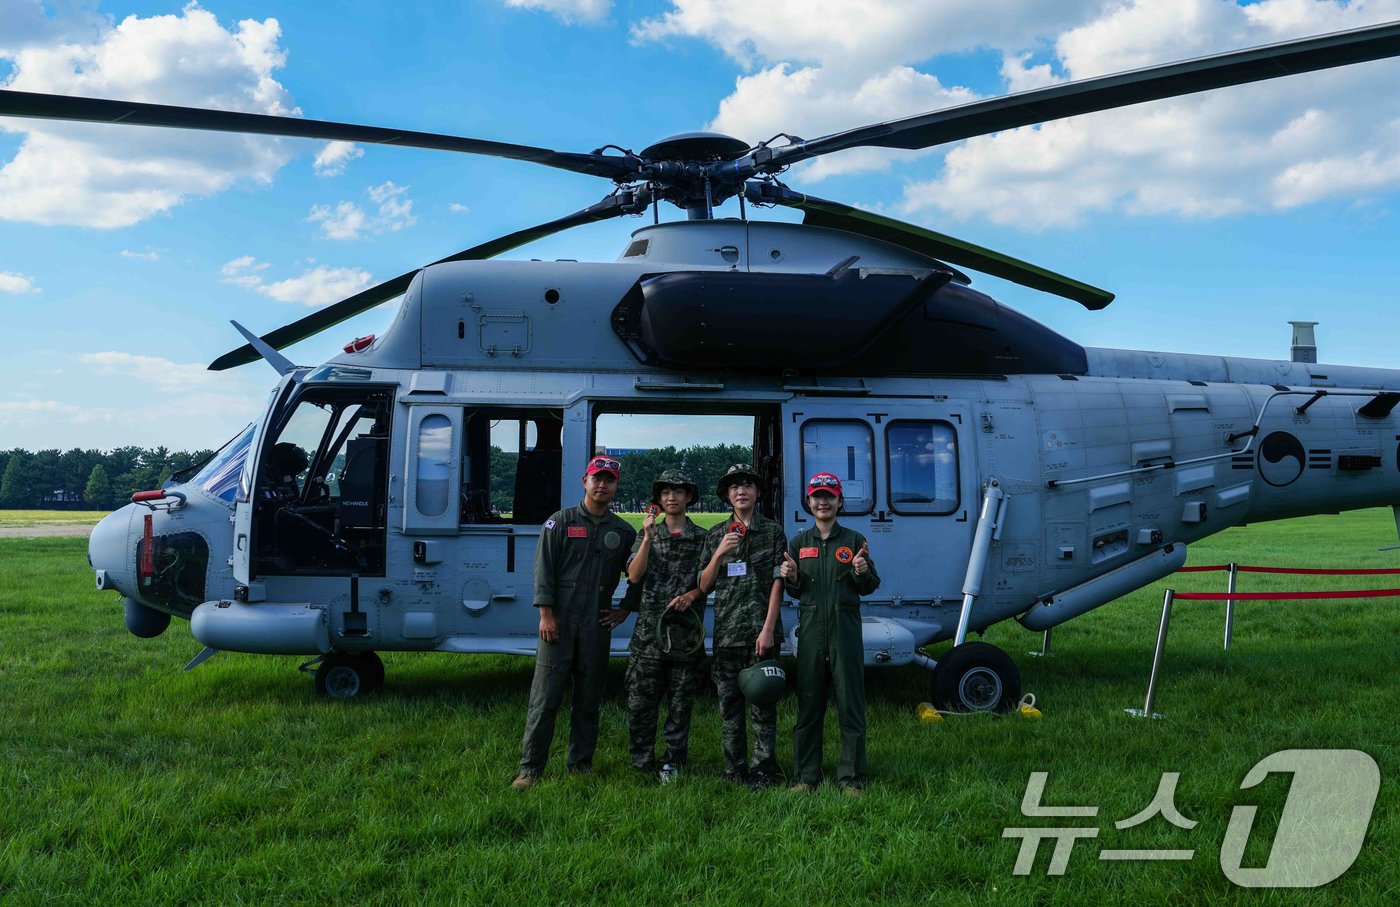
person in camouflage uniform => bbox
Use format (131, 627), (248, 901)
(512, 456), (636, 791)
(624, 469), (708, 783)
(698, 464), (787, 789)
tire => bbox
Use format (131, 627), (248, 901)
(931, 642), (1021, 713)
(314, 652), (380, 699)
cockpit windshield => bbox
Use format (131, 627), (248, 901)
(191, 424), (255, 504)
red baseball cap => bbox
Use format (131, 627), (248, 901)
(806, 472), (842, 496)
(586, 455), (621, 478)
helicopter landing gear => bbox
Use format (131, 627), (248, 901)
(931, 642), (1021, 713)
(311, 651), (385, 699)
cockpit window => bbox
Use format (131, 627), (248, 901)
(192, 424), (254, 504)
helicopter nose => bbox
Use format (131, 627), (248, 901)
(90, 505), (137, 597)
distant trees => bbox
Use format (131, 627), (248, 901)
(0, 446), (214, 510)
(489, 443), (753, 515)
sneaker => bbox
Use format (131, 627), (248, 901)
(747, 769), (778, 791)
(789, 782), (815, 793)
(511, 772), (540, 791)
(659, 763), (680, 785)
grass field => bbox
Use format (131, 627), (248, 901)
(0, 510), (108, 527)
(1, 511), (1397, 904)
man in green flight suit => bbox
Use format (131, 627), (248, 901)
(512, 455), (637, 791)
(781, 471), (880, 796)
(624, 468), (707, 784)
(698, 463), (787, 789)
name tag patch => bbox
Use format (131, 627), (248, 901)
(567, 526), (588, 538)
(799, 547), (819, 559)
(726, 562), (749, 577)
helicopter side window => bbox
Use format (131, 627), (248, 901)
(460, 407), (563, 525)
(886, 420), (959, 515)
(800, 420), (874, 515)
(252, 385), (393, 577)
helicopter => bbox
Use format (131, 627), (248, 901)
(8, 20), (1400, 707)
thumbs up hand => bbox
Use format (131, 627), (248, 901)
(853, 542), (870, 576)
(780, 550), (798, 581)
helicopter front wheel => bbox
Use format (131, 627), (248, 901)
(931, 642), (1021, 712)
(314, 651), (385, 699)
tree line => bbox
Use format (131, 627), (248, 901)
(490, 443), (754, 514)
(0, 447), (214, 510)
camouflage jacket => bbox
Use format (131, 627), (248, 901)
(626, 516), (708, 659)
(700, 512), (787, 649)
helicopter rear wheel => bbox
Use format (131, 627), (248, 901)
(314, 651), (384, 699)
(931, 642), (1021, 713)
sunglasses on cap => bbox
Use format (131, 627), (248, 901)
(587, 456), (621, 475)
(808, 474), (840, 488)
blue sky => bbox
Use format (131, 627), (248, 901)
(3, 0), (1400, 452)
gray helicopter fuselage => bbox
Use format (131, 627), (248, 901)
(89, 220), (1400, 666)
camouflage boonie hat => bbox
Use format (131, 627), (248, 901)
(716, 463), (764, 503)
(651, 468), (699, 507)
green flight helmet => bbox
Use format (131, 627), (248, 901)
(738, 659), (789, 705)
(656, 606), (704, 658)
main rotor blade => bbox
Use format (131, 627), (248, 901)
(0, 89), (639, 181)
(208, 189), (650, 371)
(779, 20), (1400, 166)
(748, 183), (1113, 309)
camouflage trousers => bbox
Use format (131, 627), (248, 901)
(712, 647), (780, 776)
(626, 654), (698, 769)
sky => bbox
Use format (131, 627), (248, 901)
(3, 0), (1400, 453)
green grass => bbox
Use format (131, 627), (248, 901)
(0, 510), (108, 527)
(2, 511), (1398, 904)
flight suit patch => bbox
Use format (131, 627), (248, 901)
(604, 530), (621, 550)
(799, 547), (819, 559)
(835, 546), (854, 564)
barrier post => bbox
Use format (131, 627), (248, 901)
(1029, 628), (1053, 658)
(1126, 588), (1174, 719)
(1223, 563), (1238, 650)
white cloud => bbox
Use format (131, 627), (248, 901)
(448, 202), (471, 214)
(632, 1), (1097, 70)
(0, 399), (116, 426)
(709, 64), (976, 180)
(0, 5), (297, 228)
(78, 351), (218, 392)
(0, 270), (41, 294)
(223, 257), (372, 307)
(221, 255), (270, 288)
(309, 181), (415, 240)
(313, 141), (363, 176)
(505, 0), (611, 26)
(898, 0), (1400, 229)
(307, 200), (368, 240)
(257, 265), (373, 306)
(120, 249), (159, 261)
(642, 0), (1400, 228)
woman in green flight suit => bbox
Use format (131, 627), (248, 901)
(781, 472), (880, 795)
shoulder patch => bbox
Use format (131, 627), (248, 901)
(835, 546), (855, 564)
(543, 518), (556, 529)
